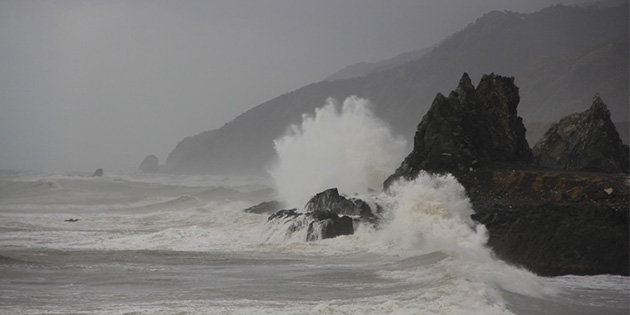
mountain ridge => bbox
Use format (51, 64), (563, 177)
(166, 3), (629, 175)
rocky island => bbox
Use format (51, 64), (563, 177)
(138, 155), (161, 173)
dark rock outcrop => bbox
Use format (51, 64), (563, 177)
(267, 208), (354, 241)
(138, 155), (160, 173)
(305, 188), (376, 218)
(91, 168), (103, 177)
(244, 200), (285, 214)
(533, 95), (629, 173)
(460, 167), (629, 276)
(268, 209), (300, 222)
(385, 73), (629, 276)
(385, 73), (532, 187)
(305, 210), (354, 241)
(472, 202), (628, 276)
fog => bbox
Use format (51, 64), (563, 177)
(0, 0), (589, 172)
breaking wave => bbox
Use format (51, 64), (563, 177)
(269, 96), (407, 208)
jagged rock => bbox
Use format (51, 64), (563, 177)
(267, 209), (300, 222)
(267, 208), (354, 241)
(267, 209), (305, 237)
(306, 210), (354, 241)
(138, 155), (160, 173)
(533, 95), (629, 173)
(385, 73), (532, 188)
(304, 188), (375, 218)
(384, 72), (629, 276)
(244, 200), (285, 214)
(91, 168), (103, 177)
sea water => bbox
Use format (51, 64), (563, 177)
(0, 170), (627, 315)
(1, 97), (628, 314)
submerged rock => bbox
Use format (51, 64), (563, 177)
(266, 207), (354, 241)
(91, 168), (103, 177)
(533, 95), (629, 173)
(138, 155), (160, 173)
(305, 210), (354, 241)
(385, 73), (531, 188)
(244, 200), (286, 214)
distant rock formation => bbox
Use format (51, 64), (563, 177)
(385, 73), (532, 187)
(91, 168), (103, 177)
(138, 155), (160, 173)
(533, 95), (629, 173)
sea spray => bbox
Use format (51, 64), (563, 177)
(264, 95), (553, 310)
(269, 96), (407, 208)
(262, 171), (552, 312)
(376, 172), (483, 255)
(377, 173), (551, 295)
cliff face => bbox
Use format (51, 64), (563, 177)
(533, 95), (629, 173)
(166, 4), (628, 175)
(463, 167), (629, 276)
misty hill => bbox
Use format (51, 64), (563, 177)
(166, 4), (629, 175)
(325, 43), (438, 81)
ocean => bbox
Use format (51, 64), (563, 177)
(0, 169), (628, 315)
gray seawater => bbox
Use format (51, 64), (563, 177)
(0, 170), (628, 314)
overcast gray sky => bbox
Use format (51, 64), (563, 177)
(0, 0), (589, 172)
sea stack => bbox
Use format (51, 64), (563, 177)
(533, 94), (629, 173)
(138, 155), (160, 173)
(385, 72), (531, 187)
(91, 168), (103, 177)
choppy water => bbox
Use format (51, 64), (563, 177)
(0, 170), (628, 314)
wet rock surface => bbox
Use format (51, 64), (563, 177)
(305, 210), (354, 241)
(304, 188), (376, 219)
(267, 207), (354, 241)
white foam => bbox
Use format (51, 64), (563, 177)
(269, 96), (407, 208)
(373, 173), (553, 299)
